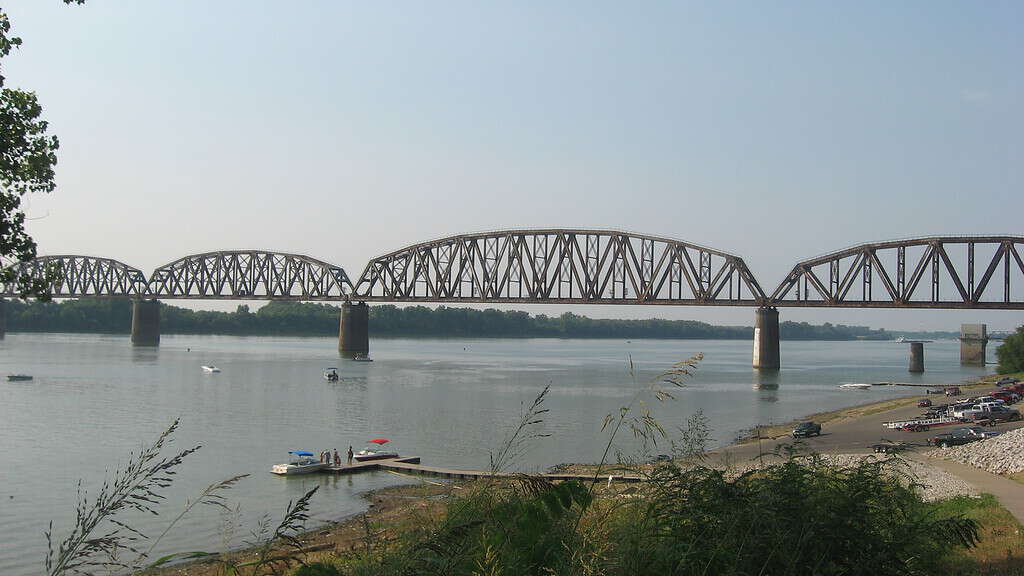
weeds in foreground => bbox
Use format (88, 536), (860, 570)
(46, 420), (320, 576)
(44, 419), (203, 576)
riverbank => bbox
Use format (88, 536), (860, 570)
(148, 371), (1024, 575)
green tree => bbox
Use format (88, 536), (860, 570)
(0, 1), (83, 298)
(996, 326), (1024, 374)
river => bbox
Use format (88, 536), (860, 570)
(0, 333), (994, 575)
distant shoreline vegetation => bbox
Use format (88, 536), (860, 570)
(2, 299), (952, 340)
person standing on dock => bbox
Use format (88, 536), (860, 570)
(333, 449), (340, 467)
(347, 446), (353, 465)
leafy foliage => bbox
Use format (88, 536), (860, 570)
(0, 2), (83, 298)
(996, 326), (1024, 374)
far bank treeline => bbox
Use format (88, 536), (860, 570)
(2, 299), (898, 340)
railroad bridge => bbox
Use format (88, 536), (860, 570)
(3, 231), (1022, 369)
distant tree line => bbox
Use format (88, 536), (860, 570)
(3, 299), (896, 340)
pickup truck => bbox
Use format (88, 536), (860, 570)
(927, 428), (986, 448)
(969, 406), (1022, 424)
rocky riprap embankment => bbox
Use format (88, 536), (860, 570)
(929, 427), (1024, 475)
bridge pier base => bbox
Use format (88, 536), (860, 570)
(960, 324), (988, 366)
(909, 342), (924, 373)
(131, 299), (161, 346)
(339, 301), (369, 357)
(752, 307), (780, 370)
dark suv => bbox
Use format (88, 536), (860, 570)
(927, 428), (986, 448)
(792, 421), (821, 438)
(971, 406), (1021, 423)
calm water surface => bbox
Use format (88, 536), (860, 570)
(0, 334), (994, 575)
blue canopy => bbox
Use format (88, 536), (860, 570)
(289, 450), (315, 457)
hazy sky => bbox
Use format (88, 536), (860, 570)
(5, 1), (1022, 330)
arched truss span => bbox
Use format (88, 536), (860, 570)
(353, 229), (767, 305)
(2, 255), (148, 297)
(146, 251), (353, 300)
(770, 236), (1024, 309)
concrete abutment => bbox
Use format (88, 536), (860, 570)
(753, 307), (780, 370)
(909, 342), (924, 373)
(339, 301), (369, 357)
(960, 324), (987, 366)
(131, 299), (161, 346)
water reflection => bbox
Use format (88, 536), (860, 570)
(751, 369), (780, 391)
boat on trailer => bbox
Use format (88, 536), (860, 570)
(271, 451), (329, 475)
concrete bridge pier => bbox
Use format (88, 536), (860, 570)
(753, 307), (780, 370)
(131, 299), (161, 346)
(339, 301), (369, 357)
(0, 298), (6, 340)
(909, 342), (924, 373)
(960, 324), (988, 366)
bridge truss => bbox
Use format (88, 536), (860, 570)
(1, 255), (148, 298)
(771, 236), (1024, 309)
(146, 251), (354, 300)
(353, 230), (767, 305)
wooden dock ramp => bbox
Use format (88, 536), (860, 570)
(324, 457), (642, 483)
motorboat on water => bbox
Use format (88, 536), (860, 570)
(351, 354), (373, 363)
(323, 367), (339, 382)
(353, 438), (399, 462)
(7, 374), (33, 382)
(839, 383), (872, 390)
(202, 365), (221, 373)
(271, 451), (329, 475)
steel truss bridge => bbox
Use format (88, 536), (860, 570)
(3, 232), (1024, 309)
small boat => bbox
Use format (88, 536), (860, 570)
(7, 374), (33, 382)
(351, 354), (373, 363)
(839, 383), (872, 390)
(323, 367), (339, 382)
(353, 438), (399, 462)
(202, 365), (221, 373)
(271, 451), (329, 475)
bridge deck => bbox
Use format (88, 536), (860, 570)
(323, 457), (642, 483)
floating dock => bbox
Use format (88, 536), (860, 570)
(323, 457), (642, 483)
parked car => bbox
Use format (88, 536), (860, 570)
(792, 421), (822, 438)
(927, 428), (986, 448)
(918, 398), (932, 407)
(996, 377), (1020, 386)
(993, 391), (1019, 404)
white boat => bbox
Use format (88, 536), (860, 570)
(7, 374), (33, 382)
(202, 365), (221, 373)
(323, 367), (339, 382)
(351, 355), (373, 363)
(839, 383), (872, 390)
(353, 438), (399, 462)
(271, 451), (329, 475)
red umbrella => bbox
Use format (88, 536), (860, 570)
(368, 438), (390, 445)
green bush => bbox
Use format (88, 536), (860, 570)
(997, 326), (1024, 374)
(337, 456), (977, 576)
